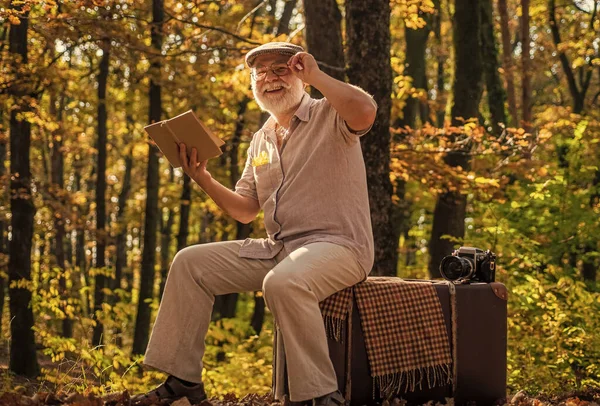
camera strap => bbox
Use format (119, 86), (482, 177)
(446, 281), (458, 397)
(432, 280), (458, 397)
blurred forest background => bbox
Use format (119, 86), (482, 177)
(0, 0), (599, 399)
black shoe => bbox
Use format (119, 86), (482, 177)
(131, 375), (208, 405)
(312, 390), (345, 406)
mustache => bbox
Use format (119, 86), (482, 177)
(263, 81), (291, 93)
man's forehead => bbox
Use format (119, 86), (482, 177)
(253, 54), (290, 67)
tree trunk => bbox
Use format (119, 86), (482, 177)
(159, 169), (175, 300)
(582, 171), (600, 281)
(92, 39), (110, 347)
(73, 162), (90, 315)
(428, 0), (484, 278)
(0, 109), (7, 339)
(304, 0), (345, 98)
(0, 25), (7, 328)
(124, 223), (136, 291)
(433, 0), (446, 127)
(0, 31), (6, 332)
(114, 113), (135, 297)
(133, 0), (163, 355)
(346, 0), (396, 276)
(266, 0), (278, 34)
(114, 153), (132, 294)
(402, 23), (432, 127)
(8, 2), (39, 377)
(581, 245), (597, 282)
(250, 292), (266, 335)
(497, 0), (518, 127)
(113, 150), (132, 348)
(177, 174), (191, 252)
(50, 91), (73, 338)
(548, 0), (593, 115)
(521, 0), (531, 130)
(480, 0), (507, 136)
(275, 0), (297, 36)
(198, 211), (212, 244)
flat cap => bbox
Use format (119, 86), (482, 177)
(245, 42), (304, 67)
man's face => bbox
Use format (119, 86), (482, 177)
(251, 54), (305, 115)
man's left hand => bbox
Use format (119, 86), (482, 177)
(288, 52), (321, 84)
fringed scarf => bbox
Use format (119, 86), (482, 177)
(319, 277), (453, 399)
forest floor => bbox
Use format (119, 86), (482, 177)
(1, 344), (599, 406)
(0, 372), (598, 406)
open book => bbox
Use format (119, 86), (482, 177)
(144, 110), (225, 169)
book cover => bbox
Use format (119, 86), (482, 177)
(144, 110), (225, 169)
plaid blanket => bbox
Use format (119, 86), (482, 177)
(319, 277), (452, 397)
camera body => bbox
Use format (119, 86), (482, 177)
(439, 246), (496, 283)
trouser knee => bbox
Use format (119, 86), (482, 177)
(262, 271), (299, 305)
(165, 246), (211, 290)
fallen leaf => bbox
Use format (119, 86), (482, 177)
(172, 398), (193, 406)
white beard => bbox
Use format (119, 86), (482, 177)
(252, 78), (305, 115)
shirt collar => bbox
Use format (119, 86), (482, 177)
(264, 92), (313, 131)
(294, 92), (312, 122)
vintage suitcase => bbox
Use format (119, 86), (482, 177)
(274, 280), (508, 406)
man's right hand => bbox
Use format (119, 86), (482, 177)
(179, 143), (211, 187)
(177, 142), (259, 224)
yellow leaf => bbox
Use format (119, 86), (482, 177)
(572, 57), (586, 69)
(538, 128), (552, 140)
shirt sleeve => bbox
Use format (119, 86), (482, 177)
(234, 139), (258, 201)
(325, 97), (378, 145)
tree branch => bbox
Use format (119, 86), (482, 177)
(592, 89), (600, 106)
(164, 9), (262, 45)
(549, 0), (581, 103)
(590, 0), (598, 22)
(582, 67), (593, 96)
(236, 0), (268, 34)
(571, 0), (592, 13)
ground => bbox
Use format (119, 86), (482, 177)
(1, 345), (599, 406)
(0, 374), (599, 406)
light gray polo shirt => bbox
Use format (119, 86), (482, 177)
(235, 93), (374, 276)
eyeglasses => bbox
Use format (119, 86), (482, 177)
(251, 63), (290, 81)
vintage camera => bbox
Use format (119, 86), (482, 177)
(439, 247), (496, 283)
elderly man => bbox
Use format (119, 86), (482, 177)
(133, 42), (376, 406)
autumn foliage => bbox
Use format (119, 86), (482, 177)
(0, 0), (599, 402)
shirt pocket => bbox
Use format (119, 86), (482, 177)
(253, 163), (274, 208)
(251, 138), (279, 207)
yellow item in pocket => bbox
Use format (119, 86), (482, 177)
(252, 151), (270, 167)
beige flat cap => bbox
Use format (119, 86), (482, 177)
(245, 42), (304, 67)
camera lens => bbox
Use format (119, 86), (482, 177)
(440, 256), (474, 281)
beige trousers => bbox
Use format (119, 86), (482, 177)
(144, 240), (366, 401)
